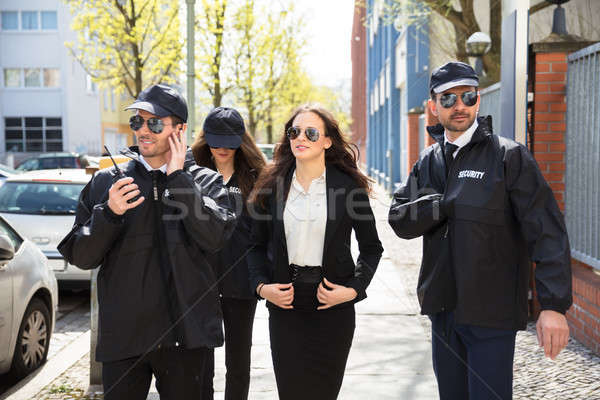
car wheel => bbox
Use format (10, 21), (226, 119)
(11, 298), (51, 379)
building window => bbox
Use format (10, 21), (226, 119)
(3, 68), (59, 88)
(4, 117), (62, 152)
(21, 11), (39, 30)
(385, 61), (391, 99)
(110, 89), (116, 112)
(395, 32), (407, 89)
(4, 68), (20, 87)
(379, 71), (385, 106)
(1, 11), (18, 30)
(43, 68), (60, 87)
(103, 89), (109, 110)
(41, 11), (57, 30)
(86, 74), (97, 94)
(24, 68), (41, 87)
(1, 11), (57, 31)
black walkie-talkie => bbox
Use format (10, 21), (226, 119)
(104, 145), (140, 204)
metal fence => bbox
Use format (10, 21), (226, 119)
(479, 82), (502, 134)
(566, 42), (600, 270)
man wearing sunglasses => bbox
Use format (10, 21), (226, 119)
(59, 84), (237, 399)
(389, 62), (572, 400)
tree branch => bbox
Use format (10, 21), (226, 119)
(530, 1), (554, 15)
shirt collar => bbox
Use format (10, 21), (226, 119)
(139, 155), (167, 173)
(290, 169), (327, 198)
(444, 118), (479, 150)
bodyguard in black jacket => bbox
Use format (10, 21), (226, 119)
(388, 63), (572, 400)
(58, 85), (237, 400)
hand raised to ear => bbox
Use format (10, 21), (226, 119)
(167, 128), (187, 176)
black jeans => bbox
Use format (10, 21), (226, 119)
(102, 346), (209, 400)
(204, 297), (257, 400)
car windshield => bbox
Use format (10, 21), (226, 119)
(16, 156), (79, 171)
(0, 181), (85, 215)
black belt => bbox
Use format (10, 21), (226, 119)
(288, 264), (324, 311)
(289, 264), (323, 283)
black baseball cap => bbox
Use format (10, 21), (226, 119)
(203, 107), (245, 149)
(429, 62), (479, 94)
(125, 84), (188, 122)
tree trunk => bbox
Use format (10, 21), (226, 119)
(454, 26), (469, 63)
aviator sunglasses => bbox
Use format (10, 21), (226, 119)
(129, 115), (177, 134)
(439, 90), (478, 108)
(286, 126), (320, 142)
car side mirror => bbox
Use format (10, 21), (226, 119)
(0, 235), (15, 263)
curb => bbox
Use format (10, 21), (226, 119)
(1, 330), (91, 400)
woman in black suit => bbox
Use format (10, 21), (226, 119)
(192, 107), (266, 400)
(247, 104), (383, 400)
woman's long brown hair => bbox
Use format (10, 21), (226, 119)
(249, 104), (372, 208)
(191, 130), (266, 200)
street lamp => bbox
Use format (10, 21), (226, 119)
(466, 32), (492, 77)
(547, 0), (570, 35)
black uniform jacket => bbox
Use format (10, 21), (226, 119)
(58, 147), (237, 362)
(388, 116), (572, 330)
(204, 172), (255, 299)
(247, 164), (384, 309)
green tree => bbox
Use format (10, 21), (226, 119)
(231, 0), (305, 141)
(196, 0), (231, 108)
(66, 0), (183, 98)
(378, 0), (554, 85)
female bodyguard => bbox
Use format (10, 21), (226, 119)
(192, 107), (266, 400)
(247, 104), (383, 400)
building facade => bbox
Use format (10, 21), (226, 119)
(0, 0), (102, 166)
(364, 0), (429, 192)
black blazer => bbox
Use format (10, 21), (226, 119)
(247, 164), (384, 307)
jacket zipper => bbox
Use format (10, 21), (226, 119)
(153, 174), (159, 201)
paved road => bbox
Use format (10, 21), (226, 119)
(0, 290), (90, 397)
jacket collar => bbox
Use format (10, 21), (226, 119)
(427, 115), (493, 147)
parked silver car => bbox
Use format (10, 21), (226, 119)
(0, 216), (58, 378)
(0, 169), (92, 288)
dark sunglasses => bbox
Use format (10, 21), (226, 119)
(439, 91), (478, 108)
(286, 126), (320, 142)
(129, 115), (175, 134)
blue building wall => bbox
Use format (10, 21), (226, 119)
(365, 3), (430, 191)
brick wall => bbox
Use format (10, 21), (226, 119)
(531, 47), (600, 356)
(350, 1), (367, 167)
(567, 260), (600, 355)
(532, 52), (567, 211)
(407, 112), (421, 174)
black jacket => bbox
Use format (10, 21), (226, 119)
(204, 173), (255, 299)
(58, 147), (237, 362)
(388, 116), (572, 330)
(248, 164), (384, 308)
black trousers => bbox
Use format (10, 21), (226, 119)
(203, 297), (257, 400)
(269, 305), (355, 400)
(102, 346), (210, 400)
(430, 311), (517, 400)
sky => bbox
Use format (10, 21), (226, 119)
(299, 0), (355, 87)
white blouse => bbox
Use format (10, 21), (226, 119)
(283, 169), (327, 267)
